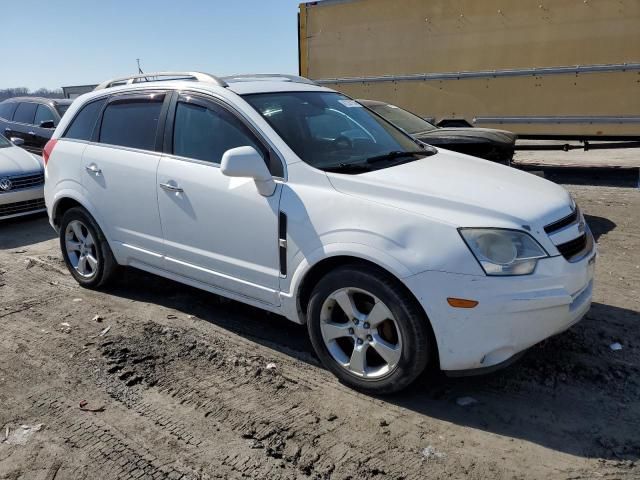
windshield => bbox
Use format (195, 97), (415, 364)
(0, 134), (11, 148)
(366, 103), (437, 135)
(243, 92), (433, 172)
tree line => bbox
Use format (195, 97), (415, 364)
(0, 87), (64, 102)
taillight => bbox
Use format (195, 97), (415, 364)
(43, 139), (58, 167)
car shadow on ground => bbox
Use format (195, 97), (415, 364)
(0, 214), (55, 250)
(106, 267), (639, 462)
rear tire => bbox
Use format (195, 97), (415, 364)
(59, 207), (118, 289)
(307, 265), (432, 394)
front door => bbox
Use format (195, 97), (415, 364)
(157, 93), (282, 305)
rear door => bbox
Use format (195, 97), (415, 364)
(81, 91), (169, 269)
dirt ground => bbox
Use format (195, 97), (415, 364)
(0, 184), (638, 480)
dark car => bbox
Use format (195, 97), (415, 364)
(0, 97), (73, 155)
(358, 99), (516, 165)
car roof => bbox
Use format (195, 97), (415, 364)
(1, 97), (72, 106)
(88, 72), (334, 98)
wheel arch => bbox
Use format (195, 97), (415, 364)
(294, 254), (440, 368)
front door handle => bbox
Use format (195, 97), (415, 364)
(28, 131), (35, 136)
(160, 182), (184, 193)
(4, 128), (11, 133)
(85, 164), (102, 175)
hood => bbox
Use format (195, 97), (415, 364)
(327, 149), (572, 233)
(417, 127), (516, 146)
(0, 146), (43, 175)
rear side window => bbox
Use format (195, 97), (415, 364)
(12, 102), (37, 124)
(99, 96), (164, 151)
(64, 98), (107, 141)
(34, 105), (56, 126)
(173, 100), (267, 165)
(0, 102), (17, 120)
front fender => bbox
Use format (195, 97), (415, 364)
(280, 242), (414, 323)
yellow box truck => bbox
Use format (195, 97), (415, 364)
(299, 0), (640, 140)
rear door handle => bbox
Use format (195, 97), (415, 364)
(160, 182), (184, 193)
(85, 164), (102, 175)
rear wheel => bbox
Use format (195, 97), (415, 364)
(307, 265), (432, 394)
(59, 207), (118, 288)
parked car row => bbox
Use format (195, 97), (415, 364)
(42, 72), (595, 393)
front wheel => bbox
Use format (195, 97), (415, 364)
(59, 207), (118, 288)
(307, 265), (433, 394)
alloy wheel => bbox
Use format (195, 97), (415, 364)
(65, 220), (99, 278)
(320, 287), (403, 379)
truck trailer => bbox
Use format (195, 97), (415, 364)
(298, 0), (640, 141)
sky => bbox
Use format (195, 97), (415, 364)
(0, 0), (305, 90)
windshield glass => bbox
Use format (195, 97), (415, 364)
(243, 92), (432, 172)
(366, 103), (437, 135)
(0, 134), (11, 148)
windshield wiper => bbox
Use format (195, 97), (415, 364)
(365, 150), (431, 164)
(322, 162), (372, 173)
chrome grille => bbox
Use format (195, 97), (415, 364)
(544, 206), (594, 262)
(0, 171), (44, 194)
(0, 198), (46, 217)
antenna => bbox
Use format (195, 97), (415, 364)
(136, 58), (144, 74)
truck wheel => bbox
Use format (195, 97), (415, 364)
(59, 207), (118, 289)
(307, 265), (432, 394)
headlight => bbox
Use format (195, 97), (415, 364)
(459, 228), (548, 276)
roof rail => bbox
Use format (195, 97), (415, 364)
(221, 74), (318, 86)
(94, 71), (228, 91)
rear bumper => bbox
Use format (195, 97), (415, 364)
(0, 186), (46, 220)
(404, 248), (596, 371)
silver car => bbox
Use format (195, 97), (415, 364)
(0, 134), (45, 220)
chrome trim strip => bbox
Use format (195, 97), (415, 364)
(474, 116), (640, 125)
(314, 62), (640, 84)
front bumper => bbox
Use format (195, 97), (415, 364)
(0, 186), (46, 220)
(404, 248), (596, 371)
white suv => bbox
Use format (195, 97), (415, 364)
(44, 72), (595, 393)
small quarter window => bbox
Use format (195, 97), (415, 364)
(12, 102), (37, 124)
(64, 98), (107, 141)
(99, 96), (164, 151)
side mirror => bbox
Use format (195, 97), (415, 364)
(221, 146), (276, 196)
(39, 120), (55, 129)
(10, 137), (25, 146)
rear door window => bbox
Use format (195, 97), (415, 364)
(34, 105), (56, 127)
(63, 98), (107, 141)
(99, 95), (165, 151)
(12, 102), (37, 124)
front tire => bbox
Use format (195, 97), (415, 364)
(59, 207), (118, 288)
(307, 265), (432, 394)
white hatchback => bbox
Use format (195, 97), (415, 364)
(44, 72), (595, 393)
